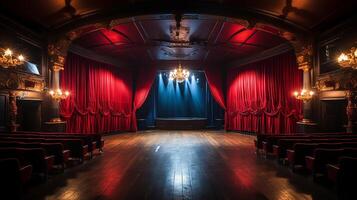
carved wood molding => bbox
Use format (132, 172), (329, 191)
(0, 68), (45, 92)
(316, 69), (357, 92)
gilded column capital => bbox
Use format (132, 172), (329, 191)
(295, 44), (313, 71)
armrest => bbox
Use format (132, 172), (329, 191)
(286, 150), (295, 162)
(272, 145), (280, 156)
(63, 150), (71, 154)
(91, 141), (97, 150)
(62, 150), (71, 162)
(82, 145), (89, 155)
(305, 156), (315, 160)
(327, 164), (339, 170)
(45, 155), (55, 170)
(305, 156), (315, 171)
(45, 155), (55, 161)
(327, 164), (340, 182)
(19, 164), (32, 184)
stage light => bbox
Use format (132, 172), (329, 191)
(159, 73), (162, 77)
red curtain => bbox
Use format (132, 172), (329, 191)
(59, 53), (133, 133)
(130, 65), (157, 131)
(226, 51), (302, 134)
(204, 65), (227, 128)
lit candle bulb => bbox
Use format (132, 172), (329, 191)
(49, 90), (54, 95)
(338, 53), (348, 62)
(293, 91), (299, 97)
(4, 48), (12, 56)
(18, 54), (24, 61)
(65, 91), (70, 96)
(57, 89), (62, 95)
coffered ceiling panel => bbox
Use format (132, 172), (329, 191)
(73, 15), (288, 67)
(0, 0), (356, 31)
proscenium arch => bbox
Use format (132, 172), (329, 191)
(47, 4), (315, 73)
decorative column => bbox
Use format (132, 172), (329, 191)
(8, 91), (18, 132)
(295, 45), (318, 132)
(346, 91), (357, 133)
(49, 56), (65, 122)
(44, 42), (69, 132)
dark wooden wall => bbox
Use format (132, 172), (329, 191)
(0, 17), (48, 132)
(314, 17), (357, 133)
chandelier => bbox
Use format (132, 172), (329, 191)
(293, 89), (314, 102)
(0, 48), (25, 68)
(337, 47), (357, 69)
(49, 89), (70, 101)
(169, 64), (190, 83)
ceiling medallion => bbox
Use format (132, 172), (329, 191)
(170, 25), (190, 43)
(169, 63), (190, 83)
(337, 47), (357, 69)
(0, 48), (25, 68)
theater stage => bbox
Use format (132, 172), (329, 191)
(156, 117), (207, 130)
(26, 131), (336, 200)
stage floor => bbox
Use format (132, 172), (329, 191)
(156, 117), (207, 129)
(26, 131), (336, 200)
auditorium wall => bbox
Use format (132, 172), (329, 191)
(315, 17), (357, 133)
(0, 17), (47, 132)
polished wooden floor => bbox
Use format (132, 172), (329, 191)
(26, 131), (336, 200)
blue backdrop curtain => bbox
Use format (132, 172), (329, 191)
(137, 71), (224, 129)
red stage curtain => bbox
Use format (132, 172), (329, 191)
(130, 65), (157, 131)
(204, 65), (227, 128)
(60, 53), (133, 133)
(226, 51), (302, 134)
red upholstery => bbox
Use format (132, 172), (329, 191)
(0, 158), (32, 199)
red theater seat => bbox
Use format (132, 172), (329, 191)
(0, 158), (32, 199)
(0, 148), (54, 179)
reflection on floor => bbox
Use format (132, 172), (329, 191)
(26, 130), (337, 200)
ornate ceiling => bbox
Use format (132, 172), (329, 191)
(0, 0), (356, 32)
(1, 0), (356, 68)
(72, 15), (286, 67)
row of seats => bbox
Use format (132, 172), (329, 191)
(0, 131), (105, 199)
(255, 133), (357, 200)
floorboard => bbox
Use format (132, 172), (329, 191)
(25, 130), (337, 200)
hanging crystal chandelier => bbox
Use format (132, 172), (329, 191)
(0, 48), (25, 68)
(337, 47), (357, 69)
(169, 63), (190, 83)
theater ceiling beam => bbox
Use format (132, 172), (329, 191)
(48, 2), (310, 41)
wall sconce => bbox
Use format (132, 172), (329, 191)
(293, 89), (314, 102)
(337, 47), (357, 69)
(49, 89), (70, 101)
(0, 48), (25, 68)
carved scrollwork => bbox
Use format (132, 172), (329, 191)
(0, 68), (44, 92)
(316, 69), (357, 91)
(295, 44), (313, 71)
